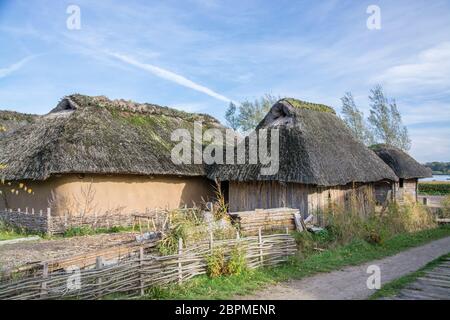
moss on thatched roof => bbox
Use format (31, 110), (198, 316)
(370, 144), (432, 179)
(0, 110), (37, 136)
(0, 95), (224, 181)
(207, 99), (398, 186)
(281, 98), (336, 114)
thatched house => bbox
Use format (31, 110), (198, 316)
(0, 95), (223, 216)
(370, 144), (432, 202)
(208, 98), (398, 215)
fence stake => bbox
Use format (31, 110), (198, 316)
(178, 238), (183, 284)
(139, 247), (145, 296)
(40, 262), (48, 299)
(47, 208), (52, 237)
(96, 256), (103, 297)
(258, 227), (263, 266)
(209, 231), (214, 254)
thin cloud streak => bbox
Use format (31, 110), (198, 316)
(107, 52), (234, 103)
(0, 56), (34, 79)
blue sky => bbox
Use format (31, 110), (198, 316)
(0, 0), (449, 162)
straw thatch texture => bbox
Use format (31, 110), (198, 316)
(0, 110), (37, 137)
(0, 95), (224, 181)
(370, 144), (432, 179)
(208, 98), (398, 186)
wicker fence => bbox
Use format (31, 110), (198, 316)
(0, 208), (157, 234)
(0, 230), (297, 300)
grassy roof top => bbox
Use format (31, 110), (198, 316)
(370, 144), (432, 179)
(0, 95), (225, 181)
(281, 98), (336, 114)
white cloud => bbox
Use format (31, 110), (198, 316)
(106, 52), (234, 103)
(409, 127), (450, 162)
(401, 101), (450, 126)
(0, 56), (34, 79)
(375, 42), (450, 93)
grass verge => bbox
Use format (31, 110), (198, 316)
(369, 252), (450, 300)
(0, 221), (30, 241)
(143, 225), (450, 300)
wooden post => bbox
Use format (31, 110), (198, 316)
(178, 238), (183, 284)
(285, 227), (289, 235)
(139, 247), (145, 296)
(64, 212), (68, 229)
(47, 208), (52, 237)
(96, 256), (103, 297)
(40, 262), (48, 299)
(258, 227), (263, 266)
(209, 231), (214, 254)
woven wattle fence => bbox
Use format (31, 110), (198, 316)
(0, 230), (297, 300)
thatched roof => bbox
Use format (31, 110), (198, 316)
(0, 110), (37, 137)
(207, 98), (398, 186)
(0, 94), (224, 181)
(370, 144), (432, 179)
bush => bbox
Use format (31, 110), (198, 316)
(205, 246), (248, 278)
(226, 247), (247, 276)
(206, 249), (226, 278)
(419, 182), (450, 195)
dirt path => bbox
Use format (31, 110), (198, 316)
(237, 236), (450, 300)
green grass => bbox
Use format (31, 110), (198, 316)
(143, 225), (450, 300)
(369, 252), (450, 299)
(0, 221), (30, 241)
(62, 225), (135, 238)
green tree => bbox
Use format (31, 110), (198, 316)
(224, 94), (279, 132)
(340, 92), (373, 145)
(368, 85), (411, 151)
(224, 102), (240, 131)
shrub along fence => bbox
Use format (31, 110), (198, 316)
(0, 229), (297, 300)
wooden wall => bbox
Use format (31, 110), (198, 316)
(395, 178), (418, 202)
(228, 181), (376, 218)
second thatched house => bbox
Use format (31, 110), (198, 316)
(0, 95), (223, 216)
(208, 98), (399, 216)
(370, 144), (432, 202)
